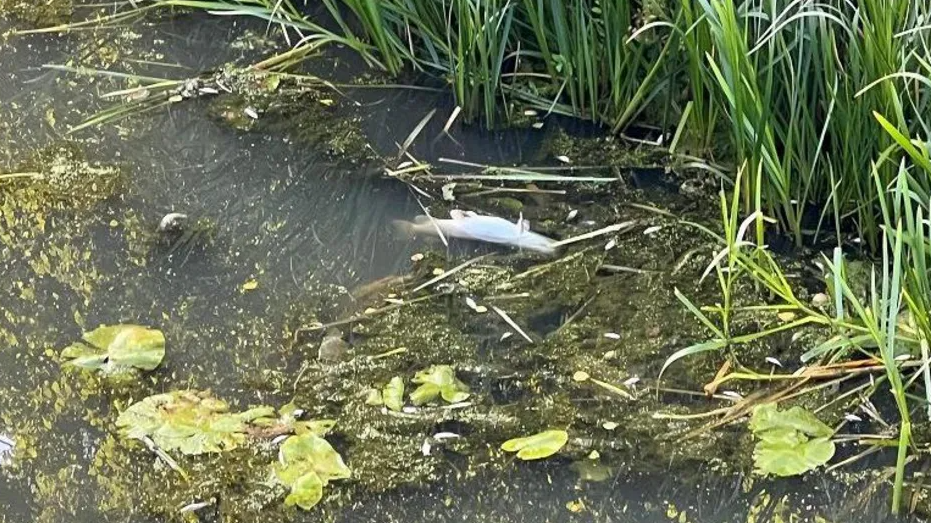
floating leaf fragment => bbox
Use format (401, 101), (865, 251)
(60, 324), (165, 375)
(275, 432), (350, 510)
(411, 365), (470, 405)
(242, 279), (259, 291)
(382, 376), (405, 412)
(501, 429), (568, 460)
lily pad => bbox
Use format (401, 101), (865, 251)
(382, 376), (405, 412)
(501, 429), (568, 460)
(749, 403), (835, 476)
(60, 324), (165, 375)
(275, 432), (351, 510)
(115, 390), (274, 455)
(410, 365), (470, 405)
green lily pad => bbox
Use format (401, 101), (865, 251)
(274, 432), (350, 510)
(749, 403), (835, 476)
(410, 365), (470, 405)
(382, 376), (405, 412)
(115, 390), (274, 455)
(501, 429), (568, 460)
(60, 324), (165, 375)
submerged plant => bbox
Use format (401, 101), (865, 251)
(60, 324), (165, 376)
(749, 404), (835, 477)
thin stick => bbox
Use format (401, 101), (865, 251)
(408, 255), (489, 294)
(554, 292), (599, 335)
(491, 306), (534, 343)
(0, 172), (41, 180)
(551, 221), (638, 248)
(599, 264), (661, 275)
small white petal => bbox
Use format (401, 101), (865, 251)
(603, 332), (621, 340)
(604, 239), (617, 251)
(244, 107), (259, 119)
(556, 155), (571, 164)
(500, 332), (513, 341)
(844, 414), (863, 422)
(566, 209), (578, 222)
(642, 225), (662, 235)
(765, 356), (783, 367)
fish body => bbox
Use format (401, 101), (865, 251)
(393, 210), (557, 255)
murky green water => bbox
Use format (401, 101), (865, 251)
(0, 6), (925, 523)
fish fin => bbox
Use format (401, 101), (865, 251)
(391, 220), (416, 238)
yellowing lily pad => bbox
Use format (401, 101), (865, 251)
(501, 429), (568, 460)
(115, 390), (275, 455)
(60, 324), (165, 375)
(749, 403), (835, 476)
(275, 432), (350, 510)
(410, 365), (470, 405)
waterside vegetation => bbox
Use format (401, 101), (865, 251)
(5, 0), (931, 518)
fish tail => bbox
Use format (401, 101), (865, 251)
(391, 220), (417, 239)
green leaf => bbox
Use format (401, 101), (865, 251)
(749, 404), (835, 476)
(382, 376), (405, 411)
(754, 437), (835, 477)
(275, 433), (350, 511)
(749, 404), (833, 438)
(284, 471), (323, 510)
(501, 430), (568, 460)
(411, 365), (470, 405)
(60, 324), (165, 375)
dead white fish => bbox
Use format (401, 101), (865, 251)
(158, 212), (188, 232)
(392, 209), (558, 255)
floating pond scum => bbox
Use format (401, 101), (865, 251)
(0, 2), (929, 523)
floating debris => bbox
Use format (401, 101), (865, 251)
(642, 225), (662, 235)
(604, 239), (617, 251)
(566, 209), (579, 222)
(244, 106), (259, 119)
(556, 155), (571, 164)
(603, 332), (621, 340)
(410, 253), (424, 261)
(844, 414), (863, 423)
(501, 430), (568, 461)
(394, 209), (558, 255)
(765, 357), (783, 367)
(602, 422), (619, 431)
(318, 328), (349, 362)
(0, 433), (13, 464)
(158, 212), (188, 232)
(532, 122), (544, 129)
